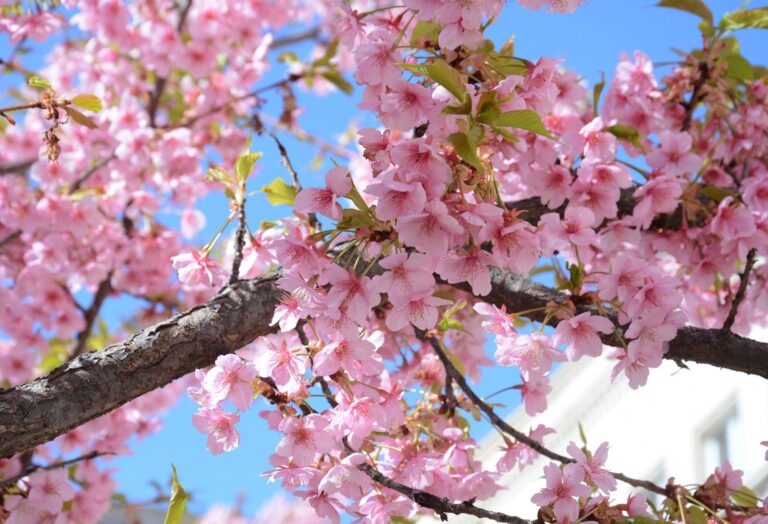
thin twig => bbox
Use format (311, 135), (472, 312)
(269, 132), (319, 228)
(71, 273), (113, 358)
(147, 0), (193, 127)
(415, 329), (668, 497)
(342, 439), (530, 523)
(69, 152), (116, 194)
(0, 159), (35, 176)
(0, 451), (109, 493)
(722, 248), (758, 333)
(229, 199), (247, 285)
(0, 230), (21, 250)
(271, 27), (322, 49)
(161, 77), (300, 130)
(681, 61), (710, 132)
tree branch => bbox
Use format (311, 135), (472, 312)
(0, 451), (110, 492)
(722, 248), (758, 333)
(479, 268), (768, 380)
(343, 440), (530, 523)
(416, 329), (668, 497)
(71, 273), (113, 358)
(2, 264), (768, 459)
(0, 274), (282, 459)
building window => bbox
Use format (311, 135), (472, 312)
(701, 410), (741, 475)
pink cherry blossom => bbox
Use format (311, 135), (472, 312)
(171, 250), (227, 288)
(436, 247), (497, 296)
(566, 441), (617, 493)
(192, 407), (240, 455)
(294, 166), (352, 221)
(202, 354), (257, 411)
(531, 463), (591, 523)
(554, 312), (614, 360)
(276, 415), (335, 467)
(495, 331), (565, 374)
(646, 131), (703, 176)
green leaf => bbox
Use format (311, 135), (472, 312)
(476, 91), (501, 124)
(261, 177), (298, 206)
(721, 54), (754, 82)
(448, 131), (483, 172)
(28, 75), (52, 89)
(593, 71), (605, 113)
(656, 0), (713, 22)
(732, 486), (759, 507)
(277, 51), (300, 64)
(486, 52), (530, 77)
(424, 59), (467, 102)
(71, 94), (103, 112)
(722, 7), (768, 30)
(410, 21), (441, 45)
(494, 110), (553, 139)
(606, 124), (643, 147)
(321, 70), (354, 95)
(64, 107), (99, 129)
(346, 185), (372, 213)
(400, 59), (467, 103)
(337, 208), (375, 229)
(235, 150), (263, 182)
(687, 507), (708, 524)
(699, 185), (736, 202)
(163, 465), (188, 524)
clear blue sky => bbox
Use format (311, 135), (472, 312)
(2, 0), (766, 519)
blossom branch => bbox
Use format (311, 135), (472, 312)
(0, 451), (110, 493)
(415, 329), (668, 497)
(342, 440), (530, 523)
(71, 273), (113, 358)
(2, 264), (768, 459)
(722, 248), (758, 333)
(268, 132), (320, 228)
(480, 268), (768, 380)
(229, 198), (247, 285)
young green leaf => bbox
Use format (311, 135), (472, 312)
(605, 124), (642, 148)
(163, 465), (188, 524)
(321, 70), (354, 95)
(261, 177), (298, 206)
(235, 150), (263, 182)
(656, 0), (713, 22)
(448, 131), (483, 172)
(71, 94), (103, 112)
(721, 54), (754, 82)
(400, 59), (467, 103)
(64, 107), (99, 129)
(593, 71), (605, 113)
(722, 7), (768, 30)
(494, 110), (554, 139)
(28, 75), (52, 90)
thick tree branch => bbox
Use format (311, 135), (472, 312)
(0, 274), (282, 459)
(479, 268), (768, 380)
(2, 263), (768, 459)
(416, 329), (668, 497)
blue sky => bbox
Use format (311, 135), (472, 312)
(2, 0), (767, 519)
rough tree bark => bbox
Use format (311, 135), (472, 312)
(1, 262), (767, 459)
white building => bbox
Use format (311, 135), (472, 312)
(446, 346), (768, 522)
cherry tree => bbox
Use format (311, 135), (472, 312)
(1, 0), (768, 522)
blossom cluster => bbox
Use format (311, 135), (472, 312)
(1, 0), (768, 523)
